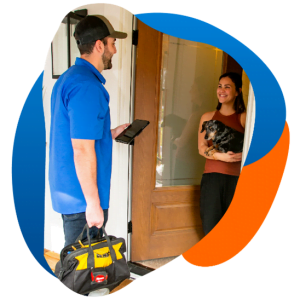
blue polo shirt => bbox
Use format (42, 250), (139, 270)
(49, 57), (113, 214)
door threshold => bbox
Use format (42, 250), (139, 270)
(135, 256), (178, 270)
(127, 261), (154, 277)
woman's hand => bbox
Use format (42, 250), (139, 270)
(214, 151), (242, 163)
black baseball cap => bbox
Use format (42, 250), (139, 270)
(74, 15), (127, 45)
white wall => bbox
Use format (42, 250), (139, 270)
(43, 4), (133, 255)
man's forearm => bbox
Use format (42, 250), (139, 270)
(73, 146), (100, 206)
(72, 139), (104, 228)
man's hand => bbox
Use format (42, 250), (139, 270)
(111, 123), (130, 139)
(86, 203), (104, 228)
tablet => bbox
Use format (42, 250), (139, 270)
(115, 119), (150, 144)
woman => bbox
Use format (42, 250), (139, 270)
(198, 72), (246, 235)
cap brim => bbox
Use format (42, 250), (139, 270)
(108, 31), (127, 39)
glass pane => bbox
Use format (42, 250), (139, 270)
(155, 35), (223, 187)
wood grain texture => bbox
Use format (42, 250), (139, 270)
(44, 251), (60, 272)
(152, 201), (201, 232)
(131, 19), (163, 261)
(131, 20), (204, 262)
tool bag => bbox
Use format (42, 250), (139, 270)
(55, 224), (130, 294)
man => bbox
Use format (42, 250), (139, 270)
(49, 15), (128, 246)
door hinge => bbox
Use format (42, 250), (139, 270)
(128, 221), (132, 234)
(132, 30), (139, 46)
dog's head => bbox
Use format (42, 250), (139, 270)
(201, 120), (225, 140)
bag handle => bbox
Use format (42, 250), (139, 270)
(76, 224), (117, 268)
(101, 226), (117, 263)
(75, 226), (114, 243)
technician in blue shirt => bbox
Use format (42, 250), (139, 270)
(49, 15), (128, 246)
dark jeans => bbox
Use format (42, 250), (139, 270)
(62, 210), (109, 296)
(62, 209), (109, 247)
(200, 173), (239, 236)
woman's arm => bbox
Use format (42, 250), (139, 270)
(198, 112), (215, 160)
(213, 151), (242, 162)
(198, 112), (242, 163)
(198, 112), (214, 159)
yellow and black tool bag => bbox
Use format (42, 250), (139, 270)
(54, 224), (130, 294)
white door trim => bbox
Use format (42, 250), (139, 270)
(242, 83), (255, 168)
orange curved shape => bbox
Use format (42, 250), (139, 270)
(182, 121), (300, 300)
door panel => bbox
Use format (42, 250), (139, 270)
(131, 20), (163, 261)
(131, 20), (224, 261)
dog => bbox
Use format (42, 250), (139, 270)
(200, 120), (244, 156)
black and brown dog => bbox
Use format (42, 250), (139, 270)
(201, 120), (244, 156)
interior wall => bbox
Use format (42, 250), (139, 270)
(43, 4), (133, 254)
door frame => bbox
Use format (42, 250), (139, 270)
(126, 16), (138, 262)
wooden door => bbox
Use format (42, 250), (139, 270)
(130, 21), (206, 262)
(130, 22), (243, 261)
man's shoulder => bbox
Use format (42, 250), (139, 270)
(55, 66), (102, 93)
(61, 65), (95, 83)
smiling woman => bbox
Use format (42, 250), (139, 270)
(198, 72), (246, 236)
(216, 74), (246, 114)
(218, 77), (239, 104)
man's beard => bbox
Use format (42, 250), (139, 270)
(102, 48), (113, 70)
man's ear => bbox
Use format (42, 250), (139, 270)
(94, 40), (105, 54)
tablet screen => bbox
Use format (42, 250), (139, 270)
(115, 119), (150, 144)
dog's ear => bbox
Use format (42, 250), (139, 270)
(200, 121), (207, 133)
